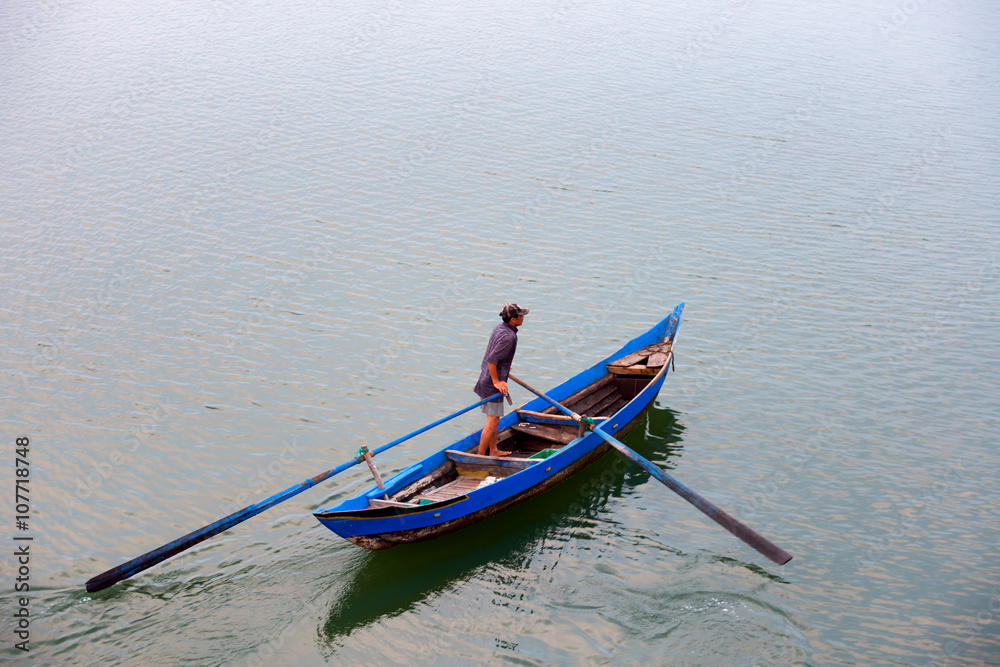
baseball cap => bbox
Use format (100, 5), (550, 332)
(500, 303), (529, 319)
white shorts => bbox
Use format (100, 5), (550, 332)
(481, 399), (505, 417)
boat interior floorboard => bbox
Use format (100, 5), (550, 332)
(419, 476), (482, 502)
(541, 375), (615, 415)
(587, 392), (623, 417)
(572, 384), (619, 416)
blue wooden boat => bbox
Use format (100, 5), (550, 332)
(88, 300), (785, 593)
(314, 303), (685, 549)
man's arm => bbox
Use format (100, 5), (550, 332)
(488, 362), (508, 396)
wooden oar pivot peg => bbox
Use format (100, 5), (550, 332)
(357, 446), (387, 500)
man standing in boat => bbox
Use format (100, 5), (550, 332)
(475, 303), (528, 457)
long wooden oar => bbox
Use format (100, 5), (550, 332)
(86, 393), (503, 593)
(508, 374), (792, 565)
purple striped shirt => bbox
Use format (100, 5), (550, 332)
(474, 322), (519, 399)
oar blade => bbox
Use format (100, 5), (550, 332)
(599, 431), (793, 565)
(86, 393), (504, 592)
(507, 373), (793, 566)
(86, 485), (307, 593)
(86, 523), (223, 593)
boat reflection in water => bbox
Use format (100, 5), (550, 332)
(320, 405), (684, 647)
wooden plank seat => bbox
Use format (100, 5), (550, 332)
(509, 422), (578, 445)
(516, 409), (576, 424)
(444, 449), (536, 478)
(516, 409), (612, 425)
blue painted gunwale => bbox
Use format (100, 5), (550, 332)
(314, 303), (684, 545)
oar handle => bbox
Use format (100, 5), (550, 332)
(86, 392), (503, 593)
(507, 374), (793, 566)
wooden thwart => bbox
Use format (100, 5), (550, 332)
(509, 422), (578, 445)
(444, 450), (536, 478)
(516, 409), (576, 422)
(518, 409), (610, 424)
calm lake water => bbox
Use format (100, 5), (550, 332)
(2, 0), (998, 664)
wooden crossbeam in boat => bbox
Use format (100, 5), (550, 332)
(509, 422), (578, 445)
(517, 409), (610, 425)
(516, 409), (576, 423)
(444, 450), (536, 478)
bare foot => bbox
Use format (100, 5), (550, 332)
(491, 450), (512, 457)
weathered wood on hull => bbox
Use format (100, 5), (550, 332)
(390, 461), (452, 501)
(607, 350), (649, 367)
(346, 403), (654, 550)
(646, 352), (669, 368)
